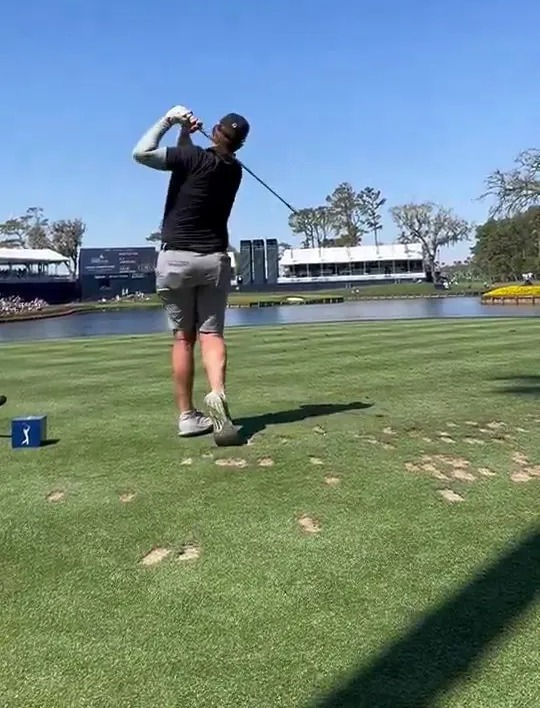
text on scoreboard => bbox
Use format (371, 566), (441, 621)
(79, 248), (157, 275)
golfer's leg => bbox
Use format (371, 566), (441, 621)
(198, 282), (237, 442)
(159, 286), (212, 437)
(159, 287), (195, 411)
(199, 289), (228, 394)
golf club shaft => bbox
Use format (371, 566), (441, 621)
(197, 128), (297, 214)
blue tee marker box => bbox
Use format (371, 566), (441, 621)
(11, 416), (48, 449)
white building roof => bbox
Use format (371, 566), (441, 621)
(0, 248), (68, 264)
(280, 243), (423, 266)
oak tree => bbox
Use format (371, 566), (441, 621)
(483, 149), (540, 216)
(390, 202), (471, 277)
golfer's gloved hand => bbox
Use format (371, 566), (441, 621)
(164, 105), (194, 126)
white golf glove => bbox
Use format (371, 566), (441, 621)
(164, 105), (193, 125)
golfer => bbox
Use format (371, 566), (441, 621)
(132, 105), (249, 445)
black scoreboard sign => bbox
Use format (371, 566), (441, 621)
(79, 247), (156, 276)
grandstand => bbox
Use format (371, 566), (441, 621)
(279, 244), (425, 285)
(0, 248), (76, 303)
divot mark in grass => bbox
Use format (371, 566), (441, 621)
(406, 458), (447, 480)
(258, 458), (274, 467)
(487, 421), (506, 430)
(46, 490), (65, 503)
(432, 454), (470, 469)
(364, 437), (379, 445)
(325, 475), (341, 486)
(512, 452), (529, 465)
(527, 465), (540, 477)
(119, 492), (136, 503)
(313, 425), (326, 435)
(180, 458), (193, 466)
(420, 463), (448, 480)
(140, 547), (171, 567)
(440, 436), (456, 444)
(446, 422), (458, 428)
(516, 427), (529, 433)
(215, 458), (247, 468)
(177, 543), (201, 562)
(381, 443), (396, 450)
(201, 452), (214, 459)
(298, 515), (321, 534)
(465, 421), (479, 427)
(478, 468), (497, 477)
(451, 469), (476, 482)
(438, 489), (464, 503)
(422, 437), (433, 443)
(464, 438), (485, 446)
(310, 457), (324, 465)
(511, 471), (532, 483)
(383, 427), (396, 435)
(409, 454), (476, 482)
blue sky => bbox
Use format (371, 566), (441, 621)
(1, 0), (539, 261)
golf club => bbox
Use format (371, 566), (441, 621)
(197, 126), (297, 214)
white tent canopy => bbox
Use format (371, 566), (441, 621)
(0, 248), (68, 264)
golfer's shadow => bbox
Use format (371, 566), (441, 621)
(235, 401), (372, 440)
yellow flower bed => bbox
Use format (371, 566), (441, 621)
(483, 285), (540, 298)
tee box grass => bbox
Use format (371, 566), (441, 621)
(1, 318), (539, 707)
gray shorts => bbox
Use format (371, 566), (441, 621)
(156, 249), (231, 335)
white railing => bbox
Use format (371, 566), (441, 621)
(277, 272), (425, 284)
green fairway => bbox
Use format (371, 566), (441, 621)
(96, 280), (487, 308)
(1, 319), (540, 707)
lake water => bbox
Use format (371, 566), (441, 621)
(1, 297), (539, 343)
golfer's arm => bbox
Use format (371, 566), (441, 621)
(176, 127), (192, 147)
(132, 117), (171, 170)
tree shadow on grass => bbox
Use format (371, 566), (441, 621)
(236, 402), (373, 439)
(491, 374), (540, 398)
(311, 526), (540, 707)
